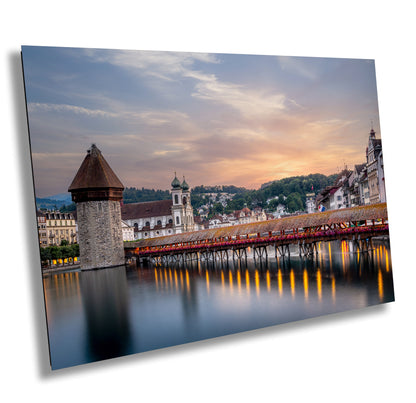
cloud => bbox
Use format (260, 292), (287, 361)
(28, 102), (117, 118)
(277, 56), (319, 80)
(192, 76), (288, 117)
(83, 49), (221, 81)
(84, 49), (291, 119)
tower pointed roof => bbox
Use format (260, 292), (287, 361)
(181, 176), (189, 191)
(171, 172), (181, 189)
(68, 144), (124, 202)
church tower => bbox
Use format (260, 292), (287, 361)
(171, 172), (184, 233)
(181, 176), (195, 232)
(68, 144), (125, 270)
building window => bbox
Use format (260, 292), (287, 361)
(174, 194), (179, 204)
(169, 219), (173, 224)
(157, 220), (162, 226)
(145, 221), (150, 227)
(176, 216), (180, 225)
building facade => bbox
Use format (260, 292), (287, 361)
(367, 127), (382, 204)
(121, 174), (195, 240)
(305, 193), (316, 214)
(121, 220), (135, 242)
(37, 210), (77, 247)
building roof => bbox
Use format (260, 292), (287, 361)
(171, 173), (181, 189)
(355, 163), (366, 174)
(121, 199), (173, 220)
(68, 144), (124, 191)
(181, 177), (189, 191)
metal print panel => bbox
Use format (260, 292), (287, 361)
(22, 46), (394, 370)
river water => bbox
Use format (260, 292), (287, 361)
(42, 239), (394, 370)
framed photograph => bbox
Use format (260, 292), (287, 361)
(22, 46), (394, 370)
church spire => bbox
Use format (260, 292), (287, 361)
(369, 121), (376, 138)
(171, 171), (181, 189)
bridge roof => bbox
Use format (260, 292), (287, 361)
(128, 203), (388, 248)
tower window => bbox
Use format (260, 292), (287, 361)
(183, 197), (187, 205)
(157, 220), (162, 226)
(174, 194), (179, 204)
(176, 216), (180, 225)
(145, 221), (150, 227)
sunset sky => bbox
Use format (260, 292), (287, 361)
(22, 46), (381, 197)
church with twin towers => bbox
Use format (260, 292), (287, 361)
(68, 144), (195, 269)
(121, 172), (196, 240)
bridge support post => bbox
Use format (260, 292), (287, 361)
(276, 243), (290, 258)
(253, 245), (268, 262)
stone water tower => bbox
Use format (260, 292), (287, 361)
(68, 144), (125, 270)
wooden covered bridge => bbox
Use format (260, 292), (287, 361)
(124, 203), (389, 265)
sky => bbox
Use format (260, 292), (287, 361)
(21, 46), (381, 197)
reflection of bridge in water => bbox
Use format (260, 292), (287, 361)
(125, 203), (389, 266)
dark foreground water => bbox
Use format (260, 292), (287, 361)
(43, 239), (394, 370)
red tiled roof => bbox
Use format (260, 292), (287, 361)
(121, 199), (172, 220)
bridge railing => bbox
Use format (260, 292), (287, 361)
(134, 222), (388, 257)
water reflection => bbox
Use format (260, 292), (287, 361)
(80, 267), (131, 363)
(43, 239), (394, 370)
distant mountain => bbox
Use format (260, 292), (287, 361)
(36, 192), (72, 210)
(47, 193), (72, 202)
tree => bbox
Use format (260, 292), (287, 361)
(70, 244), (80, 263)
(50, 246), (62, 263)
(40, 247), (52, 267)
(60, 245), (71, 265)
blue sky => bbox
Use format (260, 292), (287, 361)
(22, 46), (381, 197)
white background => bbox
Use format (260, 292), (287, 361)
(1, 1), (415, 402)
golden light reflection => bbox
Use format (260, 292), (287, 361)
(245, 269), (250, 294)
(221, 271), (225, 293)
(328, 243), (332, 269)
(75, 271), (81, 304)
(180, 270), (184, 290)
(378, 269), (384, 300)
(385, 249), (389, 272)
(303, 269), (309, 301)
(317, 269), (322, 301)
(255, 270), (260, 297)
(206, 270), (210, 294)
(290, 269), (295, 298)
(174, 269), (178, 291)
(169, 269), (173, 290)
(229, 271), (234, 294)
(331, 277), (336, 303)
(54, 275), (59, 298)
(278, 269), (283, 296)
(266, 270), (271, 292)
(154, 268), (159, 290)
(185, 269), (190, 293)
(237, 270), (241, 294)
(319, 242), (323, 267)
(164, 269), (168, 286)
